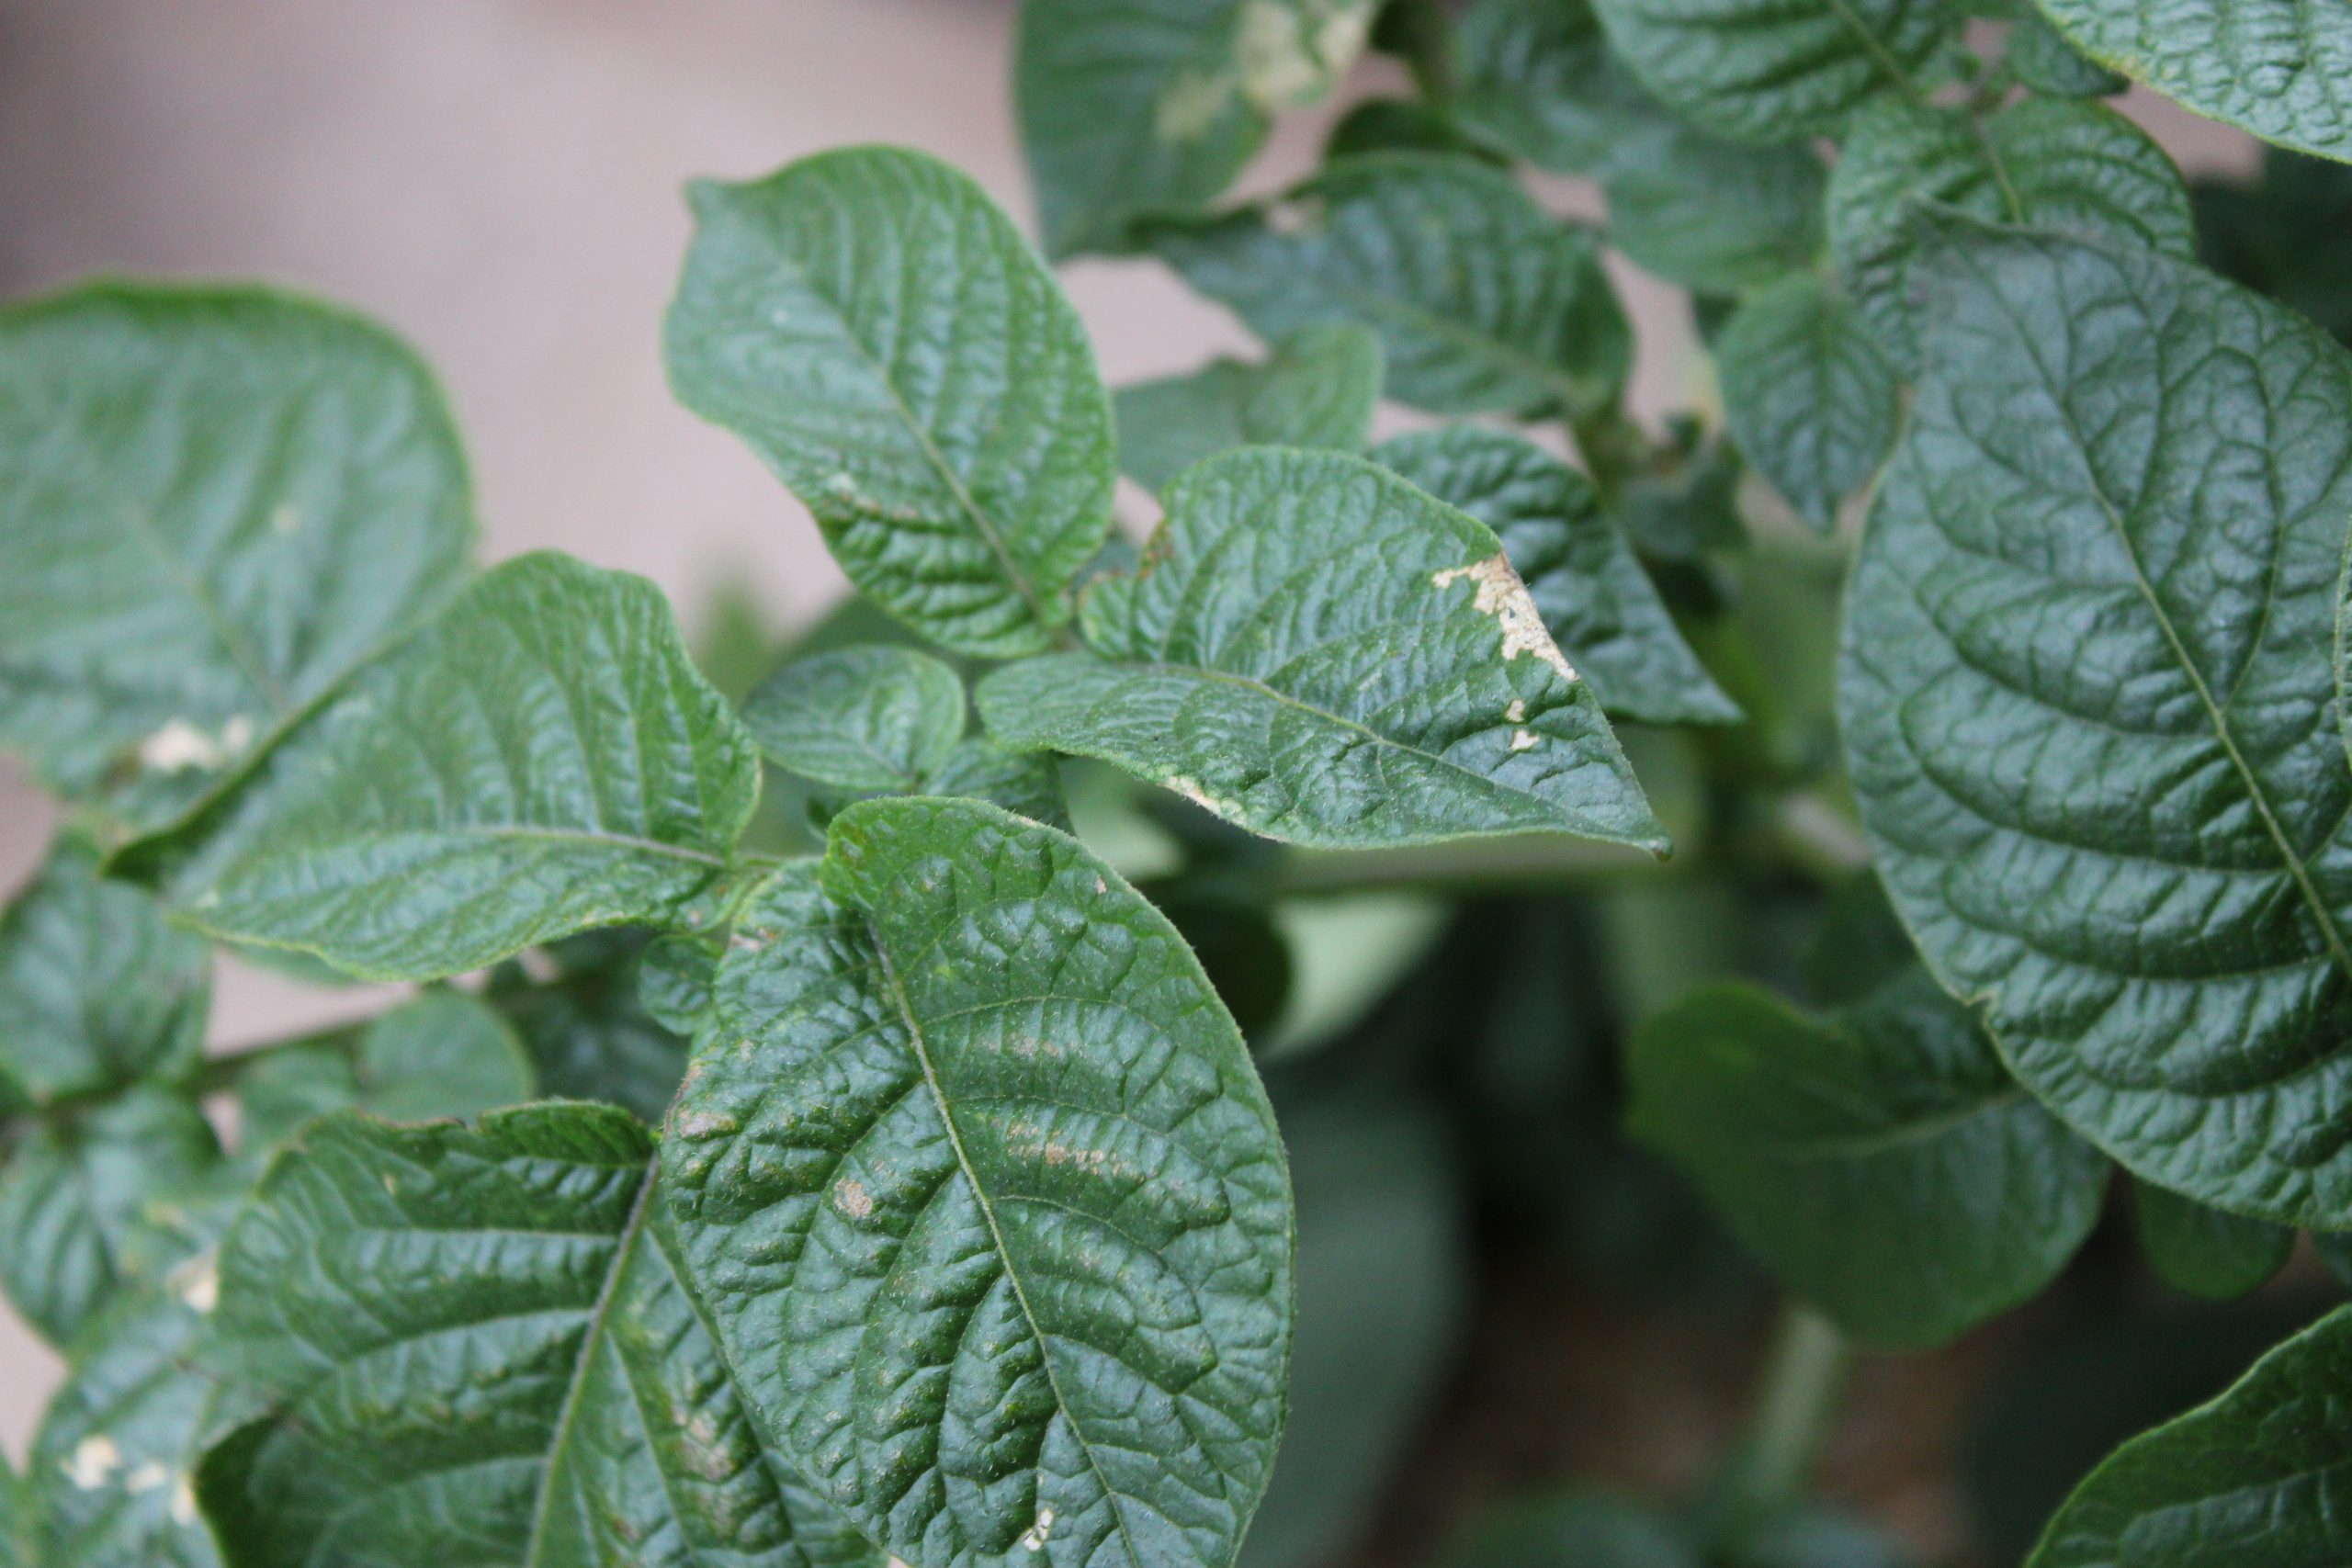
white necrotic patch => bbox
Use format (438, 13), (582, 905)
(1430, 554), (1577, 683)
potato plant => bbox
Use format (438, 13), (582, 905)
(2, 0), (2350, 1564)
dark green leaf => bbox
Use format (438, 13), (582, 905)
(1440, 1492), (1702, 1568)
(1591, 0), (1958, 141)
(1114, 325), (1383, 493)
(232, 991), (534, 1155)
(1714, 274), (1899, 531)
(662, 798), (1295, 1568)
(1838, 222), (2352, 1225)
(1826, 96), (2193, 368)
(639, 930), (724, 1039)
(130, 552), (760, 982)
(742, 645), (967, 791)
(1449, 0), (1659, 175)
(0, 1088), (222, 1345)
(1323, 98), (1491, 162)
(1371, 426), (1738, 725)
(2027, 0), (2352, 163)
(665, 148), (1114, 657)
(1630, 971), (2107, 1347)
(2005, 11), (2126, 97)
(915, 737), (1070, 829)
(489, 930), (694, 1122)
(198, 1104), (881, 1568)
(1015, 0), (1377, 257)
(2029, 1303), (2352, 1566)
(2197, 148), (2352, 349)
(978, 447), (1668, 850)
(1148, 152), (1630, 420)
(0, 283), (472, 835)
(2132, 1179), (2293, 1301)
(0, 843), (208, 1107)
(1601, 123), (1826, 293)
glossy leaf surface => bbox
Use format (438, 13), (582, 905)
(742, 646), (968, 792)
(1714, 274), (1899, 531)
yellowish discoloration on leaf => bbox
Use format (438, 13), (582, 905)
(1167, 774), (1244, 823)
(1506, 698), (1527, 722)
(138, 714), (254, 772)
(1021, 1506), (1057, 1551)
(1510, 728), (1539, 751)
(673, 1109), (740, 1139)
(126, 1460), (171, 1494)
(170, 1250), (220, 1314)
(65, 1434), (120, 1490)
(1156, 69), (1236, 143)
(1238, 0), (1371, 109)
(171, 1472), (200, 1527)
(834, 1177), (875, 1219)
(1431, 554), (1578, 682)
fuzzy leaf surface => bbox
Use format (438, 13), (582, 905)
(0, 284), (473, 834)
(1714, 274), (1900, 531)
(978, 448), (1667, 850)
(132, 552), (759, 982)
(666, 148), (1114, 657)
(1838, 223), (2352, 1224)
(662, 799), (1295, 1568)
(1114, 326), (1382, 493)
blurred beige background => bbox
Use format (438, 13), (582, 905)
(0, 0), (2252, 1461)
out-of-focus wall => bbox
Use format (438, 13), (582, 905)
(0, 0), (2254, 1461)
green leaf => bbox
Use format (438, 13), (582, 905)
(1439, 1492), (1702, 1568)
(639, 930), (724, 1039)
(662, 798), (1295, 1568)
(129, 552), (760, 982)
(2027, 0), (2352, 163)
(1838, 222), (2352, 1225)
(1370, 426), (1738, 726)
(1114, 325), (1383, 493)
(1826, 96), (2193, 368)
(0, 283), (473, 835)
(0, 1088), (223, 1346)
(27, 1286), (252, 1568)
(1324, 98), (1493, 162)
(197, 1103), (882, 1568)
(0, 842), (209, 1106)
(977, 448), (1668, 851)
(2199, 148), (2352, 350)
(1600, 122), (1826, 294)
(1630, 971), (2108, 1348)
(488, 930), (695, 1122)
(233, 991), (535, 1155)
(742, 645), (968, 791)
(1015, 0), (1378, 257)
(913, 738), (1070, 829)
(2005, 11), (2126, 97)
(1590, 0), (1958, 141)
(664, 147), (1115, 658)
(2131, 1180), (2293, 1301)
(2028, 1304), (2352, 1567)
(1714, 274), (1899, 531)
(1148, 152), (1631, 420)
(1449, 0), (1659, 175)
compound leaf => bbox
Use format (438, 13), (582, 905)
(1590, 0), (1958, 141)
(232, 991), (535, 1155)
(1630, 971), (2108, 1348)
(1115, 326), (1383, 493)
(1714, 273), (1900, 531)
(1149, 153), (1630, 420)
(977, 448), (1667, 851)
(0, 284), (473, 836)
(1016, 0), (1378, 257)
(1838, 222), (2352, 1225)
(666, 148), (1114, 658)
(2027, 0), (2352, 163)
(1827, 96), (2193, 368)
(2029, 1304), (2352, 1567)
(2130, 1180), (2293, 1301)
(196, 1103), (881, 1568)
(742, 646), (968, 792)
(662, 799), (1295, 1568)
(0, 843), (209, 1107)
(1371, 426), (1737, 726)
(130, 552), (760, 983)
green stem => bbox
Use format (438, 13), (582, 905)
(1731, 1304), (1849, 1515)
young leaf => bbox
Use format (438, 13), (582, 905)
(1589, 0), (1958, 142)
(1371, 426), (1739, 726)
(0, 283), (473, 835)
(1449, 0), (1659, 175)
(639, 930), (724, 1038)
(1600, 122), (1826, 294)
(662, 799), (1295, 1568)
(1114, 325), (1383, 493)
(0, 843), (209, 1107)
(1148, 152), (1631, 420)
(1838, 222), (2352, 1226)
(1827, 96), (2193, 368)
(742, 645), (968, 791)
(2027, 0), (2352, 164)
(197, 1104), (881, 1568)
(130, 552), (761, 982)
(1015, 0), (1377, 257)
(232, 991), (535, 1155)
(488, 931), (695, 1122)
(0, 1088), (223, 1346)
(976, 448), (1668, 851)
(910, 738), (1070, 829)
(27, 1286), (253, 1568)
(1713, 274), (1899, 532)
(1630, 971), (2108, 1348)
(2130, 1180), (2293, 1302)
(665, 147), (1115, 658)
(2028, 1304), (2352, 1567)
